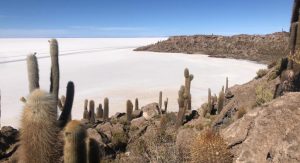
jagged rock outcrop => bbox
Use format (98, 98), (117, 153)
(222, 92), (300, 163)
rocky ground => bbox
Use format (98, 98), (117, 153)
(1, 59), (300, 163)
(135, 32), (289, 64)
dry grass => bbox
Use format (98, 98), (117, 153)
(255, 84), (273, 106)
(190, 129), (233, 163)
(255, 69), (268, 79)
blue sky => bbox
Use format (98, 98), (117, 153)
(0, 0), (293, 37)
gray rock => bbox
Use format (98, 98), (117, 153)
(222, 93), (300, 163)
(141, 103), (159, 120)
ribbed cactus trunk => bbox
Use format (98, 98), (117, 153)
(135, 98), (139, 110)
(207, 88), (212, 116)
(49, 39), (60, 103)
(58, 81), (74, 128)
(184, 68), (193, 110)
(164, 98), (168, 113)
(158, 91), (163, 114)
(225, 77), (229, 93)
(218, 87), (225, 113)
(83, 99), (89, 119)
(63, 120), (87, 163)
(104, 98), (109, 121)
(126, 100), (133, 122)
(26, 54), (40, 93)
(86, 138), (101, 163)
(176, 86), (186, 128)
(89, 100), (95, 123)
(96, 104), (103, 119)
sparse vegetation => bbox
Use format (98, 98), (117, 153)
(255, 69), (268, 79)
(255, 84), (273, 106)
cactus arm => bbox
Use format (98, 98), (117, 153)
(26, 53), (40, 92)
(58, 81), (74, 128)
(49, 39), (60, 102)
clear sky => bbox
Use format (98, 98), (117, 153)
(0, 0), (293, 37)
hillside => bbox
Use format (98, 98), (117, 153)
(135, 32), (289, 64)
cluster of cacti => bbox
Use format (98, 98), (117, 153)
(126, 100), (133, 121)
(184, 68), (194, 110)
(19, 39), (75, 163)
(190, 129), (232, 163)
(104, 97), (109, 121)
(63, 120), (100, 163)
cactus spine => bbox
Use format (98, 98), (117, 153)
(126, 100), (133, 121)
(26, 53), (40, 93)
(49, 39), (60, 102)
(83, 99), (89, 119)
(96, 104), (103, 119)
(89, 100), (95, 123)
(63, 120), (87, 163)
(159, 91), (163, 114)
(135, 98), (139, 110)
(19, 90), (61, 163)
(184, 68), (193, 110)
(104, 98), (109, 121)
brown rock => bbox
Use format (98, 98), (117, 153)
(222, 93), (300, 163)
(141, 103), (159, 120)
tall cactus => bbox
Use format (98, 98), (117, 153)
(57, 81), (74, 128)
(164, 98), (168, 113)
(19, 90), (61, 163)
(63, 120), (87, 163)
(126, 100), (133, 121)
(184, 68), (193, 110)
(26, 53), (40, 93)
(207, 88), (212, 116)
(86, 138), (101, 163)
(89, 100), (96, 123)
(218, 87), (225, 113)
(104, 98), (109, 121)
(225, 77), (229, 93)
(135, 98), (139, 110)
(176, 86), (186, 128)
(49, 39), (60, 102)
(158, 91), (163, 114)
(96, 104), (103, 119)
(83, 99), (89, 119)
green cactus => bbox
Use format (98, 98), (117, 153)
(207, 88), (212, 116)
(20, 90), (61, 163)
(218, 87), (225, 113)
(86, 138), (101, 163)
(49, 39), (60, 102)
(126, 100), (133, 121)
(135, 98), (139, 110)
(164, 98), (168, 113)
(96, 104), (103, 119)
(184, 68), (193, 110)
(89, 100), (96, 123)
(83, 99), (89, 120)
(104, 98), (109, 121)
(159, 91), (163, 114)
(26, 53), (40, 93)
(176, 86), (186, 128)
(63, 120), (87, 163)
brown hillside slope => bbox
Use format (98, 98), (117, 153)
(135, 32), (289, 64)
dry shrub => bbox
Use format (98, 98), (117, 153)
(190, 129), (232, 163)
(255, 84), (273, 106)
(255, 69), (268, 79)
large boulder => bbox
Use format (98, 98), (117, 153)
(222, 93), (300, 163)
(141, 103), (160, 120)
